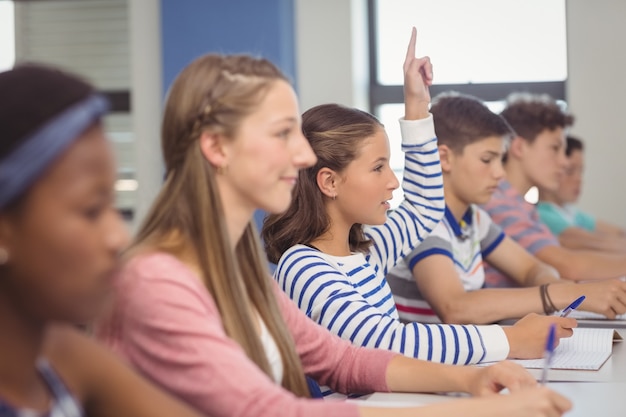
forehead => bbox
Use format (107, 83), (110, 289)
(240, 80), (299, 127)
(534, 127), (565, 144)
(462, 135), (506, 153)
(21, 125), (115, 209)
(355, 127), (389, 157)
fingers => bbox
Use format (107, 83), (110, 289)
(404, 26), (417, 70)
(494, 361), (537, 392)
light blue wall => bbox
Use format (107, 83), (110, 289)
(160, 0), (296, 94)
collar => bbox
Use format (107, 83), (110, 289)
(444, 205), (473, 238)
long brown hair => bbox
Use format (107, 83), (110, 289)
(262, 103), (382, 264)
(132, 54), (309, 396)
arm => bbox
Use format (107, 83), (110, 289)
(535, 244), (626, 281)
(276, 245), (509, 365)
(413, 236), (626, 323)
(44, 325), (204, 417)
(558, 226), (626, 253)
(596, 219), (626, 237)
(364, 28), (445, 275)
(100, 256), (362, 417)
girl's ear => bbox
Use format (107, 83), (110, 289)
(199, 129), (229, 169)
(316, 167), (339, 199)
(439, 144), (454, 173)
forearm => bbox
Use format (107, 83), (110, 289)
(384, 355), (475, 394)
(559, 229), (626, 253)
(537, 246), (626, 281)
(436, 289), (547, 324)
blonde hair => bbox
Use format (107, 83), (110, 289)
(133, 54), (310, 396)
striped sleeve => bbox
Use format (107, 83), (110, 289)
(365, 115), (445, 276)
(275, 245), (509, 365)
(483, 194), (557, 255)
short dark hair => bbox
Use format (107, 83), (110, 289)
(430, 91), (514, 153)
(566, 135), (584, 156)
(500, 92), (574, 143)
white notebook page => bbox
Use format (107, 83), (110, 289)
(509, 328), (615, 370)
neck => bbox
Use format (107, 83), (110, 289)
(217, 180), (255, 251)
(444, 189), (469, 221)
(310, 203), (352, 256)
(504, 160), (533, 196)
(538, 189), (563, 206)
(0, 288), (46, 396)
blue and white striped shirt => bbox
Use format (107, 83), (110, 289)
(275, 116), (509, 365)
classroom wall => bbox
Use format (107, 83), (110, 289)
(566, 0), (626, 228)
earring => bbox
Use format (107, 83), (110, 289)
(0, 247), (8, 265)
(216, 165), (228, 175)
(332, 194), (337, 201)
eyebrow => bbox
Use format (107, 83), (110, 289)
(483, 150), (502, 156)
(371, 157), (388, 164)
(271, 116), (299, 125)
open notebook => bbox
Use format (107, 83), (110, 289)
(508, 328), (621, 371)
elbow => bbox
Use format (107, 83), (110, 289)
(437, 305), (474, 325)
(552, 259), (586, 281)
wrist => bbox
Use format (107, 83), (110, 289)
(404, 100), (430, 120)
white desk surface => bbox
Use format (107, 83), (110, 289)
(356, 329), (626, 416)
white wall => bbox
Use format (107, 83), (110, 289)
(295, 0), (369, 112)
(566, 0), (626, 227)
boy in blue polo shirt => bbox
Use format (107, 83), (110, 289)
(386, 92), (626, 325)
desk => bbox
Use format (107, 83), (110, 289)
(357, 329), (626, 416)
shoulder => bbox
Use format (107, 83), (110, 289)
(276, 244), (338, 274)
(115, 252), (206, 295)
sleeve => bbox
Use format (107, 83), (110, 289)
(113, 261), (362, 417)
(275, 246), (509, 365)
(485, 197), (558, 255)
(272, 281), (396, 394)
(537, 203), (571, 236)
(364, 116), (445, 276)
(404, 220), (453, 271)
(476, 207), (505, 258)
(574, 208), (596, 232)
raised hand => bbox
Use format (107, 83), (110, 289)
(403, 27), (433, 120)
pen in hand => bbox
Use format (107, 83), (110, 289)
(540, 323), (557, 385)
(560, 295), (586, 317)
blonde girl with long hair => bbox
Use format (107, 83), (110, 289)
(96, 30), (571, 417)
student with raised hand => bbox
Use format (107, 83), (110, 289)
(94, 30), (571, 417)
(0, 65), (210, 417)
(537, 135), (626, 253)
(262, 30), (574, 366)
(482, 93), (626, 289)
(385, 92), (626, 325)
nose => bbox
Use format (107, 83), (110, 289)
(493, 158), (505, 180)
(292, 131), (317, 169)
(103, 209), (130, 258)
(388, 166), (400, 190)
(557, 149), (569, 172)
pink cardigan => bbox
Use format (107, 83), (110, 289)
(95, 252), (396, 417)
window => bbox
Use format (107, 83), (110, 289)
(0, 1), (14, 72)
(368, 0), (568, 206)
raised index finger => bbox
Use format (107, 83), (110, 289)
(405, 26), (417, 63)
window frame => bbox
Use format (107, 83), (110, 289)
(366, 0), (567, 114)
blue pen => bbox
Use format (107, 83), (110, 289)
(560, 295), (586, 317)
(540, 323), (557, 384)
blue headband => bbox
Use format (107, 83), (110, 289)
(0, 94), (109, 209)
